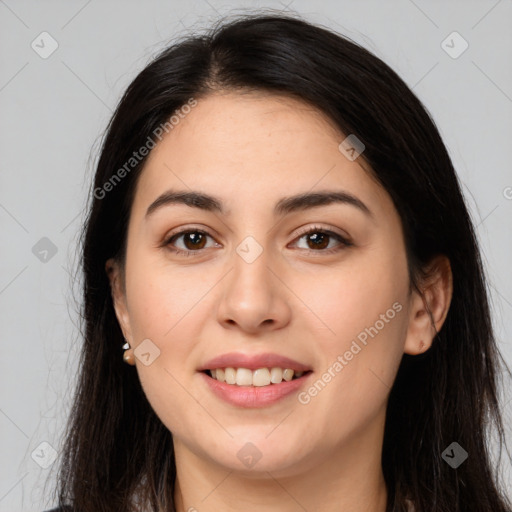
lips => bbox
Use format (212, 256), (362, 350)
(197, 352), (313, 407)
(199, 370), (313, 408)
(198, 352), (312, 373)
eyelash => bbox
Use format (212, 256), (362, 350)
(163, 225), (352, 258)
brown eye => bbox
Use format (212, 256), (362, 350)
(292, 226), (352, 254)
(179, 232), (207, 250)
(164, 229), (217, 256)
(304, 232), (330, 250)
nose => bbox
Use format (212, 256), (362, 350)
(216, 245), (292, 335)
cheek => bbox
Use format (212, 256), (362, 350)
(122, 257), (208, 432)
(295, 248), (408, 419)
(124, 250), (205, 340)
(297, 244), (408, 350)
(123, 252), (219, 404)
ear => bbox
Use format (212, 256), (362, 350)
(105, 258), (133, 343)
(404, 254), (453, 355)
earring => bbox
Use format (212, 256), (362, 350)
(122, 340), (135, 365)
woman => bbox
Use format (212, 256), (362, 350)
(44, 11), (511, 512)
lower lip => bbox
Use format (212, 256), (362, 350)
(199, 371), (313, 408)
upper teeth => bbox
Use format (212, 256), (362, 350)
(209, 367), (305, 386)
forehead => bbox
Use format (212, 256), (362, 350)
(132, 92), (393, 221)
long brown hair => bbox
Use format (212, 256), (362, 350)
(50, 11), (511, 512)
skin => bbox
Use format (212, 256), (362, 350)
(107, 91), (453, 512)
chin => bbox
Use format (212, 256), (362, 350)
(196, 434), (313, 476)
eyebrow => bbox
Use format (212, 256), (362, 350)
(145, 189), (373, 219)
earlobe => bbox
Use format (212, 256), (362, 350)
(404, 255), (453, 355)
(105, 258), (133, 343)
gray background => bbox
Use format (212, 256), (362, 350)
(1, 1), (511, 510)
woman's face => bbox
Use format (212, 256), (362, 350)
(111, 91), (417, 477)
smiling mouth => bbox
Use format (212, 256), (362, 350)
(202, 368), (313, 387)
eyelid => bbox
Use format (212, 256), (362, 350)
(162, 224), (217, 242)
(291, 223), (351, 243)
